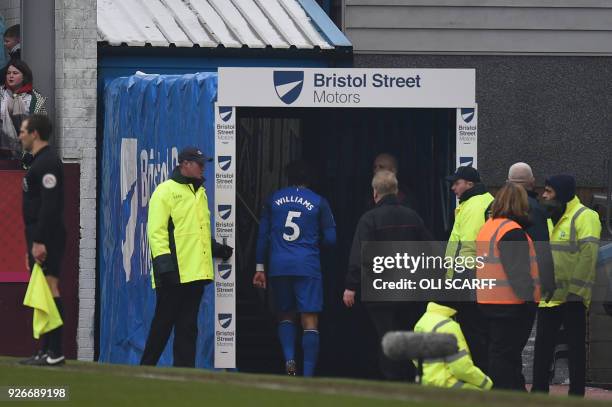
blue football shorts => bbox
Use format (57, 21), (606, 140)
(269, 276), (323, 313)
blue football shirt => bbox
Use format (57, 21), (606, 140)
(256, 187), (336, 278)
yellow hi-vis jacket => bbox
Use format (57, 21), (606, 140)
(414, 302), (492, 390)
(540, 196), (601, 308)
(445, 188), (494, 278)
(147, 168), (214, 288)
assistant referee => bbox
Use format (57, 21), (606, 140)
(18, 114), (66, 366)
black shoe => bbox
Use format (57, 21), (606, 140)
(285, 360), (297, 376)
(41, 351), (65, 366)
(19, 350), (47, 365)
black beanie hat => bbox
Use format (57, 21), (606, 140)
(545, 174), (576, 204)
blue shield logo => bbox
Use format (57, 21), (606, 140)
(461, 108), (475, 124)
(218, 313), (232, 329)
(219, 106), (233, 122)
(460, 157), (474, 167)
(273, 71), (304, 105)
(218, 155), (232, 172)
(218, 264), (232, 280)
(218, 205), (232, 220)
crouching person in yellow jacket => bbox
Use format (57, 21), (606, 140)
(413, 302), (493, 390)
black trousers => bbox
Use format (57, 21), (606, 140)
(365, 302), (425, 381)
(141, 280), (206, 367)
(455, 302), (489, 373)
(532, 302), (586, 396)
(481, 303), (536, 391)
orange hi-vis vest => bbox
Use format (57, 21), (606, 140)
(476, 218), (541, 304)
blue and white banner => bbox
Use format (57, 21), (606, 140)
(100, 72), (219, 367)
(214, 104), (236, 368)
(456, 106), (478, 169)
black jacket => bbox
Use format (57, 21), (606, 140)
(22, 145), (65, 244)
(498, 223), (535, 302)
(525, 190), (556, 299)
(345, 194), (434, 290)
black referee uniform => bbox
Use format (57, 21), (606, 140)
(22, 145), (66, 360)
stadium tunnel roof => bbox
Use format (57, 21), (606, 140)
(97, 0), (351, 51)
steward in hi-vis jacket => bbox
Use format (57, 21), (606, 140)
(444, 165), (494, 372)
(532, 175), (601, 397)
(141, 147), (233, 368)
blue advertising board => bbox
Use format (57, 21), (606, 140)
(99, 72), (218, 367)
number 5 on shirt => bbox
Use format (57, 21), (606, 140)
(283, 211), (301, 241)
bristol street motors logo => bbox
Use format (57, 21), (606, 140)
(217, 264), (232, 280)
(218, 204), (232, 220)
(218, 313), (232, 329)
(273, 71), (304, 105)
(461, 108), (475, 123)
(219, 106), (233, 122)
(460, 156), (474, 167)
(217, 155), (232, 171)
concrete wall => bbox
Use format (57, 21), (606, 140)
(355, 54), (612, 189)
(345, 0), (612, 55)
(55, 0), (97, 361)
(0, 0), (20, 29)
(0, 0), (20, 65)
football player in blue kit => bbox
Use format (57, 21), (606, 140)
(253, 160), (336, 377)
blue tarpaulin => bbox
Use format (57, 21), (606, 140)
(99, 72), (218, 367)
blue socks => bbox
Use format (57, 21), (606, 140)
(302, 330), (319, 377)
(278, 322), (320, 377)
(278, 320), (296, 362)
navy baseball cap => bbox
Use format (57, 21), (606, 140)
(178, 146), (213, 165)
(446, 166), (481, 183)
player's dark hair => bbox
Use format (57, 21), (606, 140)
(25, 114), (52, 141)
(4, 24), (20, 39)
(286, 160), (311, 187)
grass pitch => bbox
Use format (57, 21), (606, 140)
(0, 357), (605, 406)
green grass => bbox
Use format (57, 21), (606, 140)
(0, 357), (604, 406)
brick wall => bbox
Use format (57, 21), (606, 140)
(55, 0), (97, 361)
(0, 0), (20, 29)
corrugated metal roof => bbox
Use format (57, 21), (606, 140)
(97, 0), (336, 49)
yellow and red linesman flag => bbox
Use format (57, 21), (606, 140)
(23, 264), (63, 339)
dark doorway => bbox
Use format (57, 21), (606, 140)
(234, 107), (456, 378)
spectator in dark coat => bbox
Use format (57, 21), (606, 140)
(507, 162), (555, 299)
(344, 170), (434, 381)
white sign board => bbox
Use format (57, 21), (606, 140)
(218, 68), (475, 108)
(456, 106), (478, 169)
(214, 104), (237, 368)
(213, 68), (478, 370)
